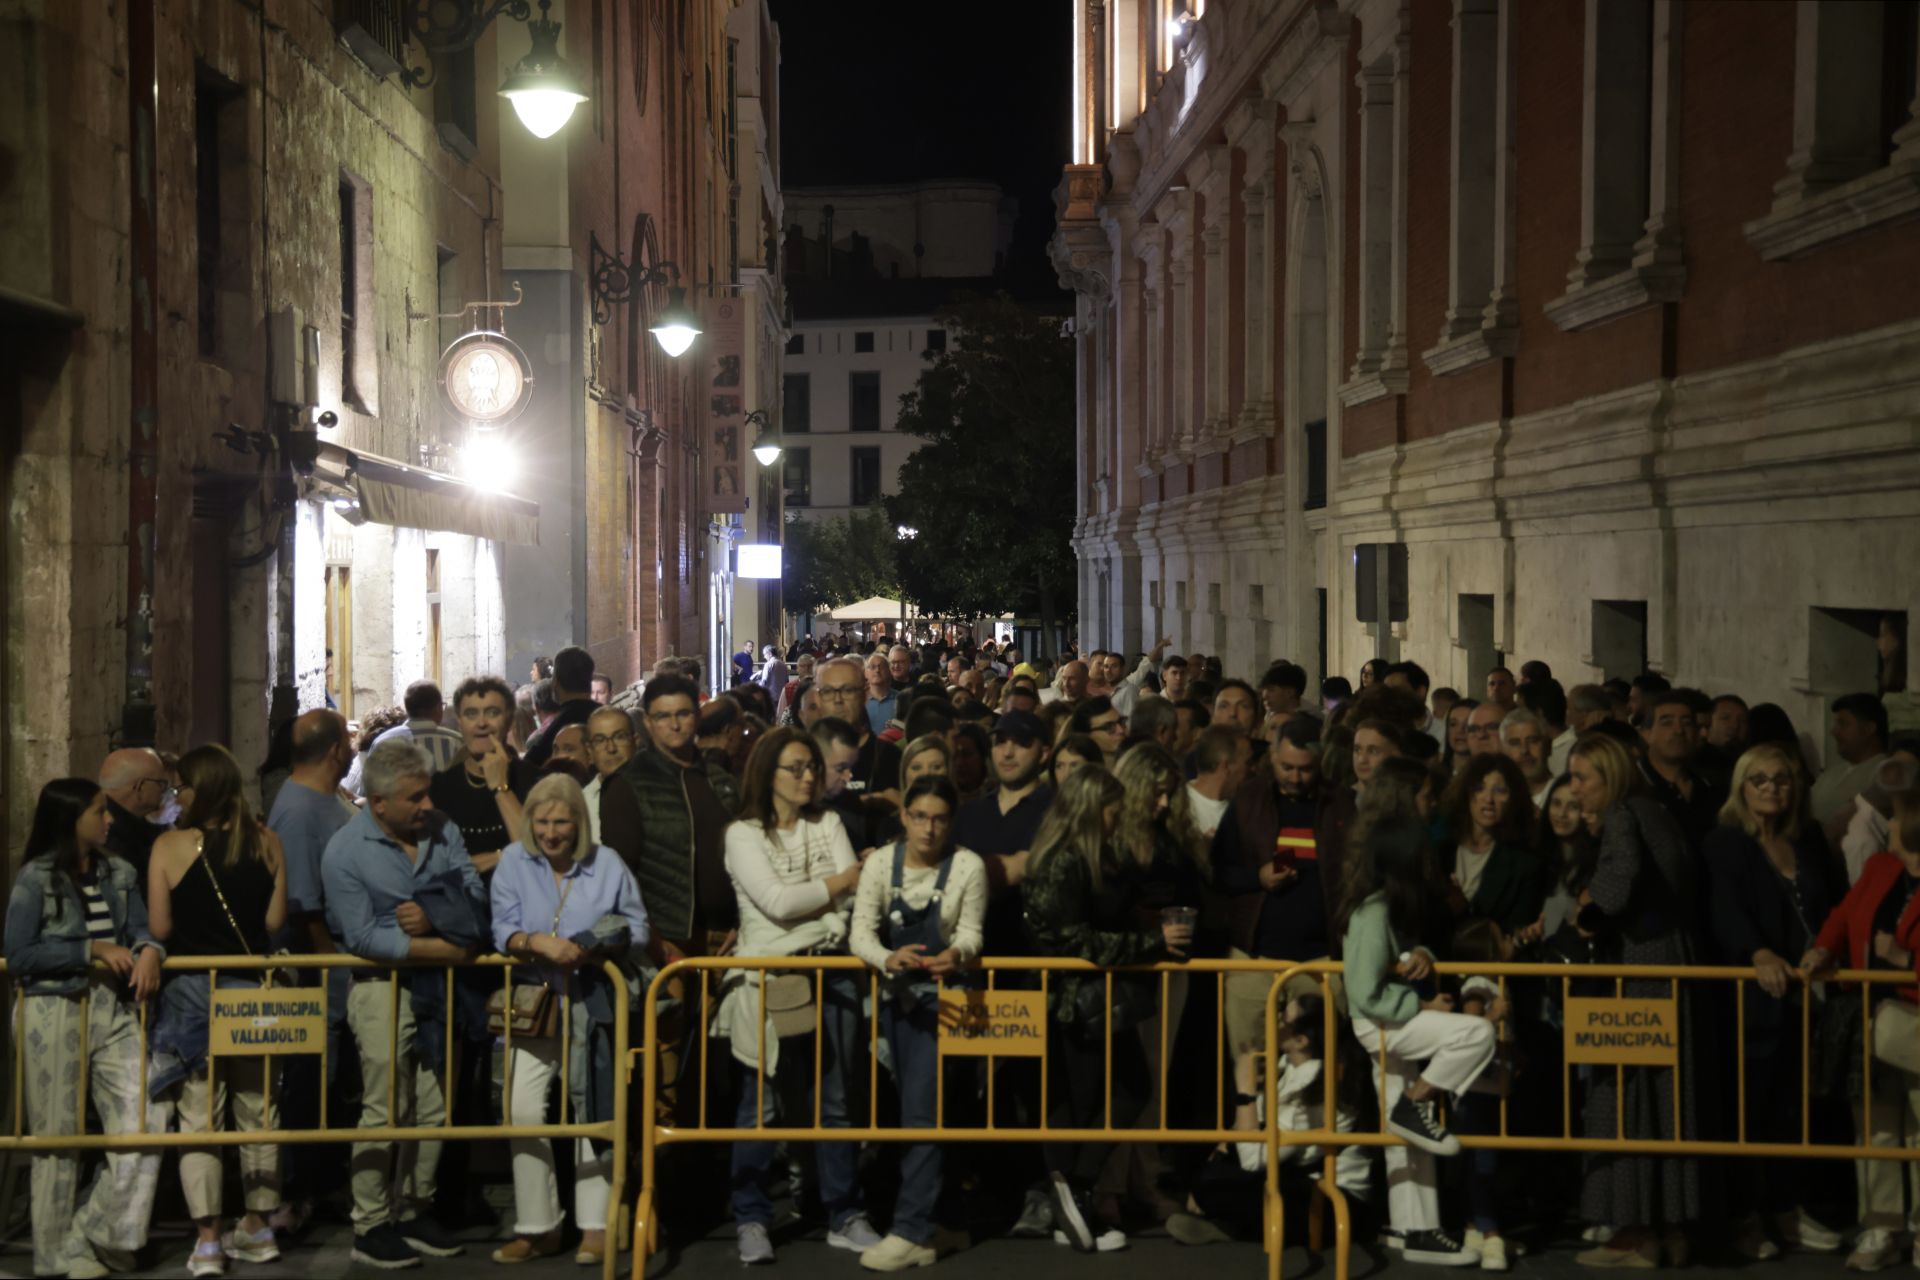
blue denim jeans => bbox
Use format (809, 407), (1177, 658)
(730, 974), (865, 1231)
(881, 998), (942, 1245)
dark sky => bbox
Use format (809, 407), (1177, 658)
(766, 1), (1073, 286)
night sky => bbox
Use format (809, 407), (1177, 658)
(766, 1), (1074, 285)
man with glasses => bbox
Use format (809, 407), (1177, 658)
(815, 656), (903, 810)
(1069, 696), (1128, 762)
(600, 674), (741, 1122)
(1637, 687), (1727, 850)
(98, 747), (173, 885)
(1465, 701), (1506, 759)
(582, 706), (639, 843)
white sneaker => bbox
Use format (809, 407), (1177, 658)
(1053, 1227), (1128, 1252)
(1848, 1228), (1898, 1272)
(1581, 1224), (1616, 1245)
(828, 1215), (884, 1253)
(187, 1240), (228, 1278)
(859, 1234), (936, 1271)
(1465, 1228), (1528, 1258)
(1477, 1234), (1509, 1272)
(222, 1224), (282, 1263)
(736, 1223), (774, 1266)
(63, 1248), (109, 1280)
(1775, 1208), (1841, 1253)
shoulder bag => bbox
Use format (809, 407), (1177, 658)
(486, 872), (576, 1039)
(195, 832), (297, 988)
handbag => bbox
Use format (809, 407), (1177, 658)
(486, 872), (576, 1039)
(195, 833), (297, 988)
(1072, 973), (1158, 1035)
(763, 973), (819, 1038)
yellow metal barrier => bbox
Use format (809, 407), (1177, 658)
(628, 955), (1326, 1279)
(0, 955), (629, 1280)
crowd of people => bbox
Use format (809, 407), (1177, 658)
(7, 622), (1920, 1275)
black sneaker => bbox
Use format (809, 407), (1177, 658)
(349, 1225), (422, 1270)
(1047, 1173), (1095, 1253)
(1388, 1094), (1462, 1157)
(398, 1216), (463, 1258)
(1402, 1228), (1481, 1267)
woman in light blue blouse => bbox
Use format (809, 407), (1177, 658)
(489, 773), (649, 1265)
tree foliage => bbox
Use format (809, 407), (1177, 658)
(886, 292), (1076, 628)
(781, 506), (901, 616)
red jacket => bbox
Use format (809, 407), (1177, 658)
(1815, 851), (1920, 996)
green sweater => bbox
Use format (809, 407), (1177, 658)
(1341, 892), (1423, 1023)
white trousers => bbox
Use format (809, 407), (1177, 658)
(1351, 1008), (1497, 1233)
(1859, 998), (1920, 1232)
(504, 1039), (611, 1234)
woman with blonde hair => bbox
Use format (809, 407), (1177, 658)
(490, 772), (649, 1264)
(146, 744), (289, 1276)
(1705, 743), (1844, 1258)
(1023, 766), (1191, 1253)
(1566, 733), (1703, 1267)
(899, 734), (952, 791)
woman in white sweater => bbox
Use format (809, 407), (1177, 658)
(720, 728), (877, 1266)
(848, 775), (987, 1272)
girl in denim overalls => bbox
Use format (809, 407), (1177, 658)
(4, 779), (166, 1277)
(850, 776), (987, 1272)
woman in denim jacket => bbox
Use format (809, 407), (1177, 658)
(4, 777), (166, 1277)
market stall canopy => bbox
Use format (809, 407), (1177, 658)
(310, 442), (540, 546)
(828, 596), (913, 622)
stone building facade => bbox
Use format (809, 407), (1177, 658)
(0, 0), (772, 856)
(1055, 0), (1920, 749)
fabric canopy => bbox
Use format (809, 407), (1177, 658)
(828, 596), (912, 622)
(313, 443), (540, 546)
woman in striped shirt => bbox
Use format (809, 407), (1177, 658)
(3, 777), (166, 1278)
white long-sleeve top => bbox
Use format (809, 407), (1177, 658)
(1108, 654), (1158, 720)
(849, 846), (987, 974)
(723, 811), (858, 958)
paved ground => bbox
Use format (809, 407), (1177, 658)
(0, 1216), (1881, 1279)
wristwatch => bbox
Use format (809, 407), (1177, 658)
(494, 783), (511, 793)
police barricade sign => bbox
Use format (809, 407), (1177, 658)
(209, 988), (327, 1055)
(1563, 997), (1680, 1066)
(937, 989), (1045, 1056)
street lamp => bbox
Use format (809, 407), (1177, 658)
(648, 288), (703, 358)
(588, 218), (703, 356)
(497, 1), (589, 139)
(744, 409), (782, 465)
(386, 0), (589, 140)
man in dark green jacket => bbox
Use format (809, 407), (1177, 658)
(599, 673), (740, 1122)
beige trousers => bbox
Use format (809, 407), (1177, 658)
(346, 978), (449, 1230)
(174, 1056), (281, 1220)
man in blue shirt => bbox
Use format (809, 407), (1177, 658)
(322, 741), (488, 1270)
(264, 708), (355, 1229)
(863, 651), (899, 737)
(371, 681), (466, 775)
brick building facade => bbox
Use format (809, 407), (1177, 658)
(1055, 0), (1920, 752)
(0, 0), (775, 856)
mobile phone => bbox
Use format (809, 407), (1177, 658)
(1272, 846), (1297, 872)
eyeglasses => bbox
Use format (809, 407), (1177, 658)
(776, 762), (819, 778)
(1744, 773), (1795, 792)
(1091, 718), (1124, 735)
(818, 684), (863, 696)
(587, 732), (634, 748)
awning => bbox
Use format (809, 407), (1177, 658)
(310, 442), (540, 546)
(828, 596), (913, 622)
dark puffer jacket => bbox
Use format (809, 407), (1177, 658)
(599, 744), (740, 942)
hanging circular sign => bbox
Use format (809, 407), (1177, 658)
(439, 330), (535, 427)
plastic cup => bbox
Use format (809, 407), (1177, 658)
(1161, 906), (1198, 931)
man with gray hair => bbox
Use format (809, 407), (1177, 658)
(98, 747), (172, 885)
(1500, 707), (1555, 809)
(1567, 683), (1612, 735)
(321, 741), (488, 1270)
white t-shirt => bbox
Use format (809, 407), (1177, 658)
(1454, 843), (1493, 901)
(1187, 784), (1231, 839)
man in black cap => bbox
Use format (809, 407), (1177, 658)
(952, 709), (1057, 1235)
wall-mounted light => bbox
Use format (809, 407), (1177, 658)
(589, 216), (704, 357)
(744, 409), (782, 465)
(390, 0), (589, 140)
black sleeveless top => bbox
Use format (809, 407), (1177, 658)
(168, 828), (275, 957)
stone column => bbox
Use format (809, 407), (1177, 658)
(1230, 101), (1277, 437)
(1192, 146), (1233, 443)
(1160, 190), (1194, 464)
(1107, 207), (1147, 507)
(1136, 235), (1164, 467)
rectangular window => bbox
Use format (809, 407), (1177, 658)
(195, 69), (242, 362)
(1591, 600), (1649, 683)
(338, 169), (376, 412)
(425, 548), (442, 687)
(1304, 418), (1327, 509)
(924, 328), (947, 354)
(785, 332), (805, 355)
(850, 446), (882, 506)
(849, 371), (881, 431)
(853, 331), (875, 353)
(783, 447), (811, 507)
(431, 46), (479, 158)
(782, 372), (811, 433)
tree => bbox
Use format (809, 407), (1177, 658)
(781, 507), (900, 616)
(886, 292), (1076, 652)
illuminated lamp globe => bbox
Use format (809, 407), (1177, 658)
(649, 287), (702, 358)
(498, 7), (588, 139)
(751, 433), (782, 466)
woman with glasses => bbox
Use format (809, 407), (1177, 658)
(6, 778), (166, 1278)
(849, 776), (986, 1271)
(1704, 743), (1844, 1260)
(718, 728), (875, 1264)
